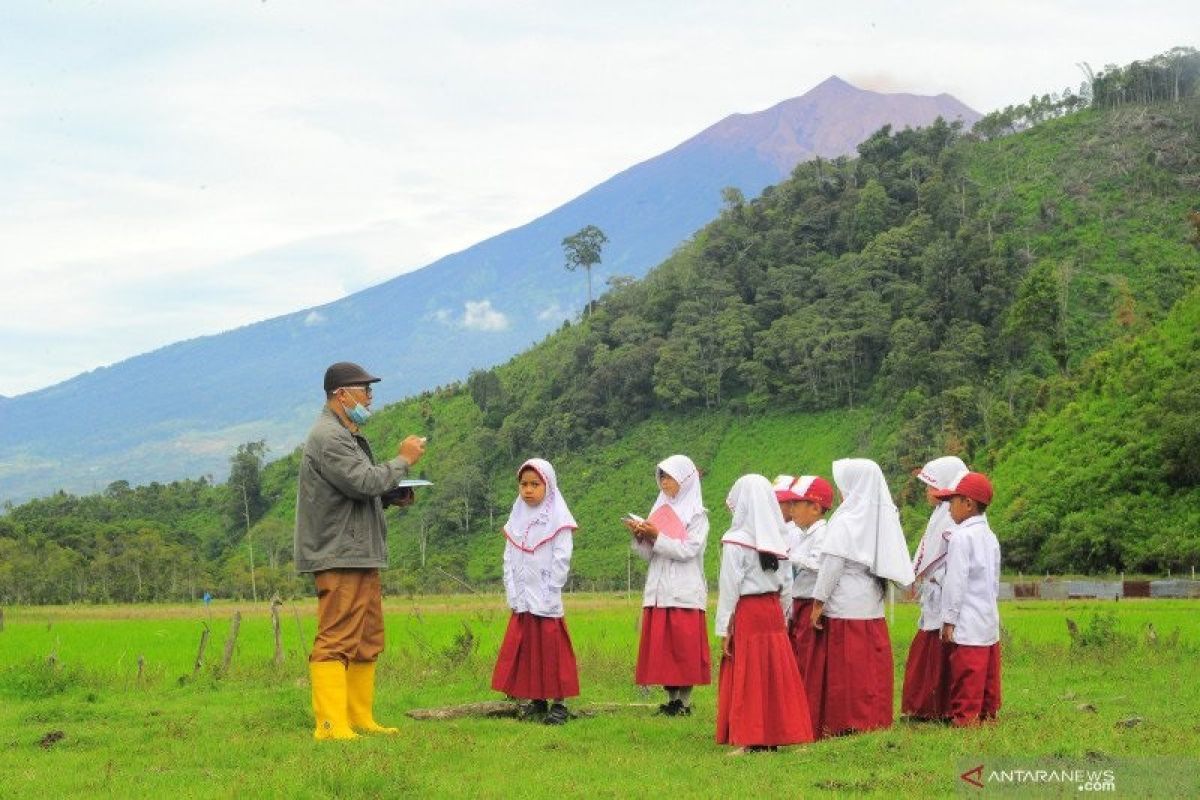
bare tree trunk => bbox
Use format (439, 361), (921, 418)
(193, 623), (210, 679)
(221, 611), (241, 676)
(242, 486), (258, 603)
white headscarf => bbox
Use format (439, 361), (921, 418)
(822, 458), (915, 586)
(912, 456), (968, 579)
(649, 454), (706, 525)
(502, 458), (577, 553)
(721, 474), (789, 557)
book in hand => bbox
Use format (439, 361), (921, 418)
(647, 504), (687, 541)
(397, 479), (434, 488)
(382, 479), (432, 508)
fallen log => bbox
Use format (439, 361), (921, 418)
(406, 701), (659, 721)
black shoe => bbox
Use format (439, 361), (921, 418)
(518, 699), (548, 721)
(656, 699), (683, 716)
(677, 703), (693, 717)
(543, 703), (569, 725)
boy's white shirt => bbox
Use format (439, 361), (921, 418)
(714, 543), (790, 637)
(939, 514), (1001, 646)
(503, 530), (573, 618)
(812, 554), (886, 619)
(785, 518), (827, 600)
(633, 512), (710, 609)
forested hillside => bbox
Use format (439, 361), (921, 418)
(2, 50), (1198, 603)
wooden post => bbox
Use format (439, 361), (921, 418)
(0, 607), (5, 632)
(137, 654), (145, 684)
(270, 595), (284, 666)
(192, 622), (211, 679)
(221, 611), (241, 675)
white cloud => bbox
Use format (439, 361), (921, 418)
(462, 300), (509, 332)
(304, 311), (326, 326)
(432, 309), (453, 324)
(537, 303), (570, 322)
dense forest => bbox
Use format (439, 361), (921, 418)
(2, 48), (1198, 603)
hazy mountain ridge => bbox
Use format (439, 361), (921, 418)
(0, 78), (979, 503)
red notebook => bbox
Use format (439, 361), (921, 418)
(648, 504), (688, 542)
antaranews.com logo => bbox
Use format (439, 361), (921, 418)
(957, 758), (1200, 796)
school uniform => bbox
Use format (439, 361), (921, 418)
(491, 459), (580, 701)
(939, 514), (1002, 726)
(633, 466), (712, 688)
(785, 518), (826, 679)
(902, 456), (967, 721)
(714, 475), (814, 748)
(805, 459), (915, 739)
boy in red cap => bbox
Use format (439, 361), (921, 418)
(934, 471), (1002, 727)
(773, 475), (834, 679)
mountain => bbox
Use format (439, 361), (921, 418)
(0, 78), (978, 504)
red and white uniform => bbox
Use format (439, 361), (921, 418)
(714, 475), (813, 748)
(491, 458), (580, 700)
(633, 454), (711, 687)
(940, 513), (1002, 726)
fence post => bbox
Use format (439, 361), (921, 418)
(221, 611), (241, 676)
(0, 607), (5, 632)
(137, 654), (146, 684)
(193, 622), (211, 679)
(270, 595), (284, 667)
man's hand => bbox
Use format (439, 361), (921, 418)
(399, 435), (427, 465)
(940, 623), (956, 643)
(380, 487), (415, 508)
(810, 600), (825, 631)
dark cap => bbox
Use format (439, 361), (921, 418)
(323, 362), (381, 393)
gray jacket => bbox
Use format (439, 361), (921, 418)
(293, 406), (409, 573)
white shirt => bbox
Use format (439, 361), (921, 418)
(502, 529), (573, 618)
(812, 555), (885, 619)
(714, 543), (790, 636)
(785, 518), (827, 600)
(939, 515), (1001, 646)
(633, 514), (709, 609)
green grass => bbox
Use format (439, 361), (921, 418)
(1, 596), (1198, 798)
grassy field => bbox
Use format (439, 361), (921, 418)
(1, 595), (1198, 798)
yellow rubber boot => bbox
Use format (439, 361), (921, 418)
(346, 661), (398, 734)
(310, 661), (359, 740)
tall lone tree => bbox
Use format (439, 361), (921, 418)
(562, 225), (608, 315)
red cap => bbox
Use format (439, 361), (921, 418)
(792, 475), (834, 510)
(933, 471), (993, 505)
(772, 475), (801, 502)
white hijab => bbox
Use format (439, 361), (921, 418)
(721, 474), (789, 558)
(649, 454), (706, 525)
(503, 458), (577, 553)
(822, 458), (915, 586)
(912, 456), (968, 579)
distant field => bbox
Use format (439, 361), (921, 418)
(1, 595), (1198, 798)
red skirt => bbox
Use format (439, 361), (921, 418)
(901, 629), (951, 720)
(948, 642), (1002, 726)
(804, 617), (894, 738)
(635, 607), (711, 687)
(715, 594), (814, 747)
(788, 598), (817, 679)
(491, 611), (580, 700)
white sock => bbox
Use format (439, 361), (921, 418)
(678, 687), (693, 707)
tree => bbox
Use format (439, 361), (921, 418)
(562, 225), (608, 315)
(226, 440), (269, 602)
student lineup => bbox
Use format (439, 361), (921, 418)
(491, 454), (1002, 753)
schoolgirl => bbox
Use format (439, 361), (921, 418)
(490, 458), (580, 725)
(714, 474), (814, 753)
(807, 458), (915, 737)
(901, 455), (967, 721)
(626, 455), (711, 716)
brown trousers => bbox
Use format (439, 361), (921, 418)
(310, 568), (385, 664)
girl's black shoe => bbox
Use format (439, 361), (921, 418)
(543, 703), (569, 725)
(518, 699), (549, 721)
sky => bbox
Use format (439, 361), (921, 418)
(1, 1), (1195, 397)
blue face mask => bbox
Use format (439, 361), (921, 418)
(347, 403), (371, 425)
